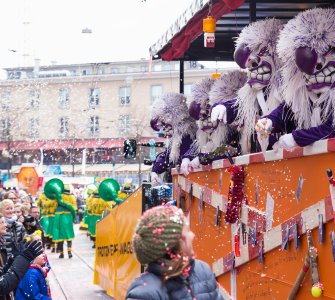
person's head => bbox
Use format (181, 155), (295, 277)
(3, 191), (19, 204)
(14, 203), (23, 218)
(30, 206), (40, 220)
(33, 253), (46, 266)
(21, 203), (30, 216)
(0, 199), (14, 219)
(0, 213), (7, 236)
(132, 205), (195, 281)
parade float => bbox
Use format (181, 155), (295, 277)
(151, 1), (335, 299)
(93, 1), (335, 299)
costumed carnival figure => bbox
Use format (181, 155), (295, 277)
(150, 93), (197, 181)
(210, 19), (284, 154)
(88, 178), (123, 248)
(88, 189), (113, 248)
(37, 192), (58, 252)
(182, 71), (247, 174)
(45, 181), (77, 259)
(255, 8), (335, 150)
(80, 183), (96, 232)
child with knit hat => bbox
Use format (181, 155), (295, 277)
(126, 205), (223, 300)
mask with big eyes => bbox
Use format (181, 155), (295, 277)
(296, 46), (335, 94)
(189, 101), (218, 133)
(234, 43), (273, 89)
(150, 118), (173, 137)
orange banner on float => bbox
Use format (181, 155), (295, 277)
(94, 189), (142, 299)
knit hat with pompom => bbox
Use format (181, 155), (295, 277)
(132, 205), (184, 265)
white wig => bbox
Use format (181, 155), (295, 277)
(277, 8), (335, 129)
(151, 93), (197, 163)
(234, 19), (284, 141)
(194, 71), (247, 153)
(209, 70), (247, 105)
(187, 77), (215, 107)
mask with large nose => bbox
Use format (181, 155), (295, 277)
(234, 43), (273, 90)
(233, 19), (283, 92)
(296, 46), (335, 94)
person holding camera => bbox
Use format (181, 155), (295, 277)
(0, 213), (44, 299)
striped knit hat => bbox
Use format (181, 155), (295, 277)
(133, 205), (184, 265)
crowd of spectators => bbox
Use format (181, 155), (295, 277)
(0, 187), (48, 299)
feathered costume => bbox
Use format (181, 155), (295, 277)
(187, 71), (247, 166)
(258, 8), (335, 147)
(211, 19), (284, 153)
(150, 93), (197, 176)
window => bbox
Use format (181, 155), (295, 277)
(119, 86), (131, 106)
(59, 117), (69, 138)
(0, 91), (10, 111)
(184, 84), (193, 97)
(150, 85), (162, 104)
(28, 90), (40, 109)
(28, 118), (39, 138)
(118, 115), (131, 135)
(59, 88), (70, 109)
(88, 88), (100, 108)
(89, 116), (99, 136)
(0, 119), (10, 139)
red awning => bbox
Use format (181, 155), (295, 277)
(155, 0), (244, 61)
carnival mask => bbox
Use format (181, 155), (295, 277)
(296, 46), (335, 94)
(189, 100), (217, 133)
(150, 118), (173, 138)
(234, 43), (273, 90)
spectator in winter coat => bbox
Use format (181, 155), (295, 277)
(0, 213), (44, 299)
(0, 199), (26, 256)
(126, 205), (223, 300)
(15, 252), (51, 299)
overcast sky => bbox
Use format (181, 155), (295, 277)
(0, 0), (195, 68)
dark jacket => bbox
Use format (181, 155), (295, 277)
(0, 244), (31, 300)
(4, 221), (25, 256)
(15, 265), (51, 300)
(126, 259), (223, 300)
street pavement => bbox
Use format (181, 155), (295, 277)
(47, 224), (114, 300)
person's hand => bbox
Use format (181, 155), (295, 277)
(151, 172), (162, 184)
(180, 158), (191, 176)
(189, 157), (201, 171)
(21, 240), (43, 262)
(272, 134), (298, 151)
(211, 105), (227, 123)
(255, 118), (273, 137)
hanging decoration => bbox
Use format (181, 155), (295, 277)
(224, 164), (245, 223)
(203, 8), (216, 48)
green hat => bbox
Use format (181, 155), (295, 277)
(132, 205), (184, 265)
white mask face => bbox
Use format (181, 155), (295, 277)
(246, 44), (274, 90)
(302, 47), (335, 94)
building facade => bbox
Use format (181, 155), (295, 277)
(0, 59), (231, 183)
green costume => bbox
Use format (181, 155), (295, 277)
(88, 193), (113, 238)
(52, 192), (77, 242)
(39, 193), (58, 239)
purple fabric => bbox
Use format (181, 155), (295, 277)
(211, 98), (238, 124)
(264, 103), (335, 147)
(152, 151), (169, 174)
(152, 134), (195, 174)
